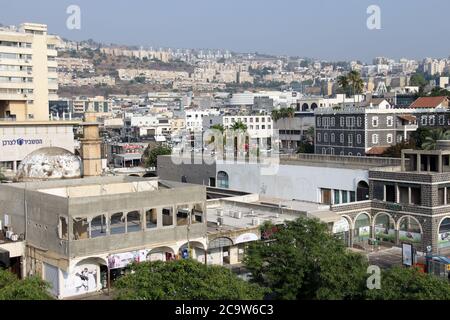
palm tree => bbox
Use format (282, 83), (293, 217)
(337, 75), (350, 98)
(271, 109), (281, 122)
(422, 129), (450, 150)
(231, 120), (247, 132)
(347, 71), (364, 107)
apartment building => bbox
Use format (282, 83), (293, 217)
(185, 109), (221, 132)
(223, 115), (274, 140)
(0, 23), (59, 121)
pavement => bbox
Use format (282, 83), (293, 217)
(64, 290), (113, 300)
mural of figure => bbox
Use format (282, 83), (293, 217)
(75, 268), (97, 293)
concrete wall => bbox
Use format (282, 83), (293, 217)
(158, 155), (216, 186)
(216, 162), (368, 203)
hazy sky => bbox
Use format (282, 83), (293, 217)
(1, 0), (449, 62)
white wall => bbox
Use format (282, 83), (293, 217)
(217, 162), (368, 202)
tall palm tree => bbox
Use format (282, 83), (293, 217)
(337, 75), (350, 98)
(347, 70), (364, 107)
(231, 120), (247, 132)
(422, 129), (450, 150)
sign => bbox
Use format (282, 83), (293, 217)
(1, 138), (43, 147)
(107, 249), (149, 269)
(332, 218), (350, 234)
(235, 233), (259, 244)
(402, 243), (414, 267)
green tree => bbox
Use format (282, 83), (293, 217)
(142, 144), (172, 168)
(365, 266), (450, 300)
(0, 270), (53, 300)
(296, 141), (314, 154)
(337, 75), (350, 97)
(244, 217), (368, 300)
(421, 128), (450, 150)
(210, 124), (224, 133)
(231, 120), (248, 132)
(410, 127), (431, 149)
(114, 259), (265, 300)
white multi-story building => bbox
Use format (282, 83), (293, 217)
(185, 109), (221, 131)
(0, 23), (60, 121)
(223, 115), (274, 139)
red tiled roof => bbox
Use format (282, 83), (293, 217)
(409, 96), (448, 108)
(366, 146), (390, 155)
(397, 114), (416, 122)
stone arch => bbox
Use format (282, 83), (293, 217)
(397, 215), (423, 245)
(437, 216), (450, 249)
(340, 214), (354, 229)
(301, 103), (309, 111)
(311, 103), (318, 110)
(353, 212), (371, 244)
(372, 212), (396, 243)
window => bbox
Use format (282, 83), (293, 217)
(411, 187), (421, 205)
(342, 191), (348, 203)
(127, 211), (141, 232)
(322, 148), (327, 155)
(372, 134), (379, 144)
(217, 171), (229, 189)
(146, 209), (158, 229)
(91, 215), (107, 238)
(346, 117), (355, 128)
(387, 134), (393, 144)
(439, 188), (445, 205)
(387, 116), (393, 127)
(110, 213), (125, 234)
(439, 115), (445, 125)
(317, 133), (321, 142)
(399, 186), (409, 204)
(317, 117), (321, 127)
(372, 116), (379, 127)
(421, 116), (427, 126)
(176, 205), (190, 226)
(331, 133), (335, 143)
(330, 118), (335, 127)
(348, 134), (353, 144)
(385, 185), (395, 202)
(162, 207), (174, 226)
(340, 133), (344, 143)
(349, 191), (356, 202)
(429, 115), (435, 126)
(356, 134), (362, 144)
(340, 117), (345, 127)
(58, 217), (68, 240)
(334, 190), (340, 204)
(324, 133), (328, 143)
(357, 117), (362, 127)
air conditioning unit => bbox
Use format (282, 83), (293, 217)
(217, 217), (224, 226)
(234, 211), (243, 219)
(252, 218), (260, 226)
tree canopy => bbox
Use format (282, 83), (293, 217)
(114, 259), (265, 300)
(244, 217), (368, 300)
(0, 270), (53, 300)
(142, 144), (172, 168)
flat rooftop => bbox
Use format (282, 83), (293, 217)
(6, 176), (193, 198)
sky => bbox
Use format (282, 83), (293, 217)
(1, 0), (449, 63)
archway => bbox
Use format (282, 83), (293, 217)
(438, 217), (450, 249)
(208, 237), (233, 265)
(356, 181), (369, 201)
(179, 241), (206, 263)
(301, 103), (309, 111)
(63, 257), (107, 297)
(373, 213), (395, 244)
(353, 212), (371, 246)
(217, 171), (229, 189)
(147, 246), (175, 262)
(398, 216), (422, 245)
(311, 103), (318, 110)
(332, 216), (351, 246)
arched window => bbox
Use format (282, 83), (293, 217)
(357, 181), (369, 201)
(217, 171), (229, 189)
(302, 103), (309, 111)
(311, 103), (318, 110)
